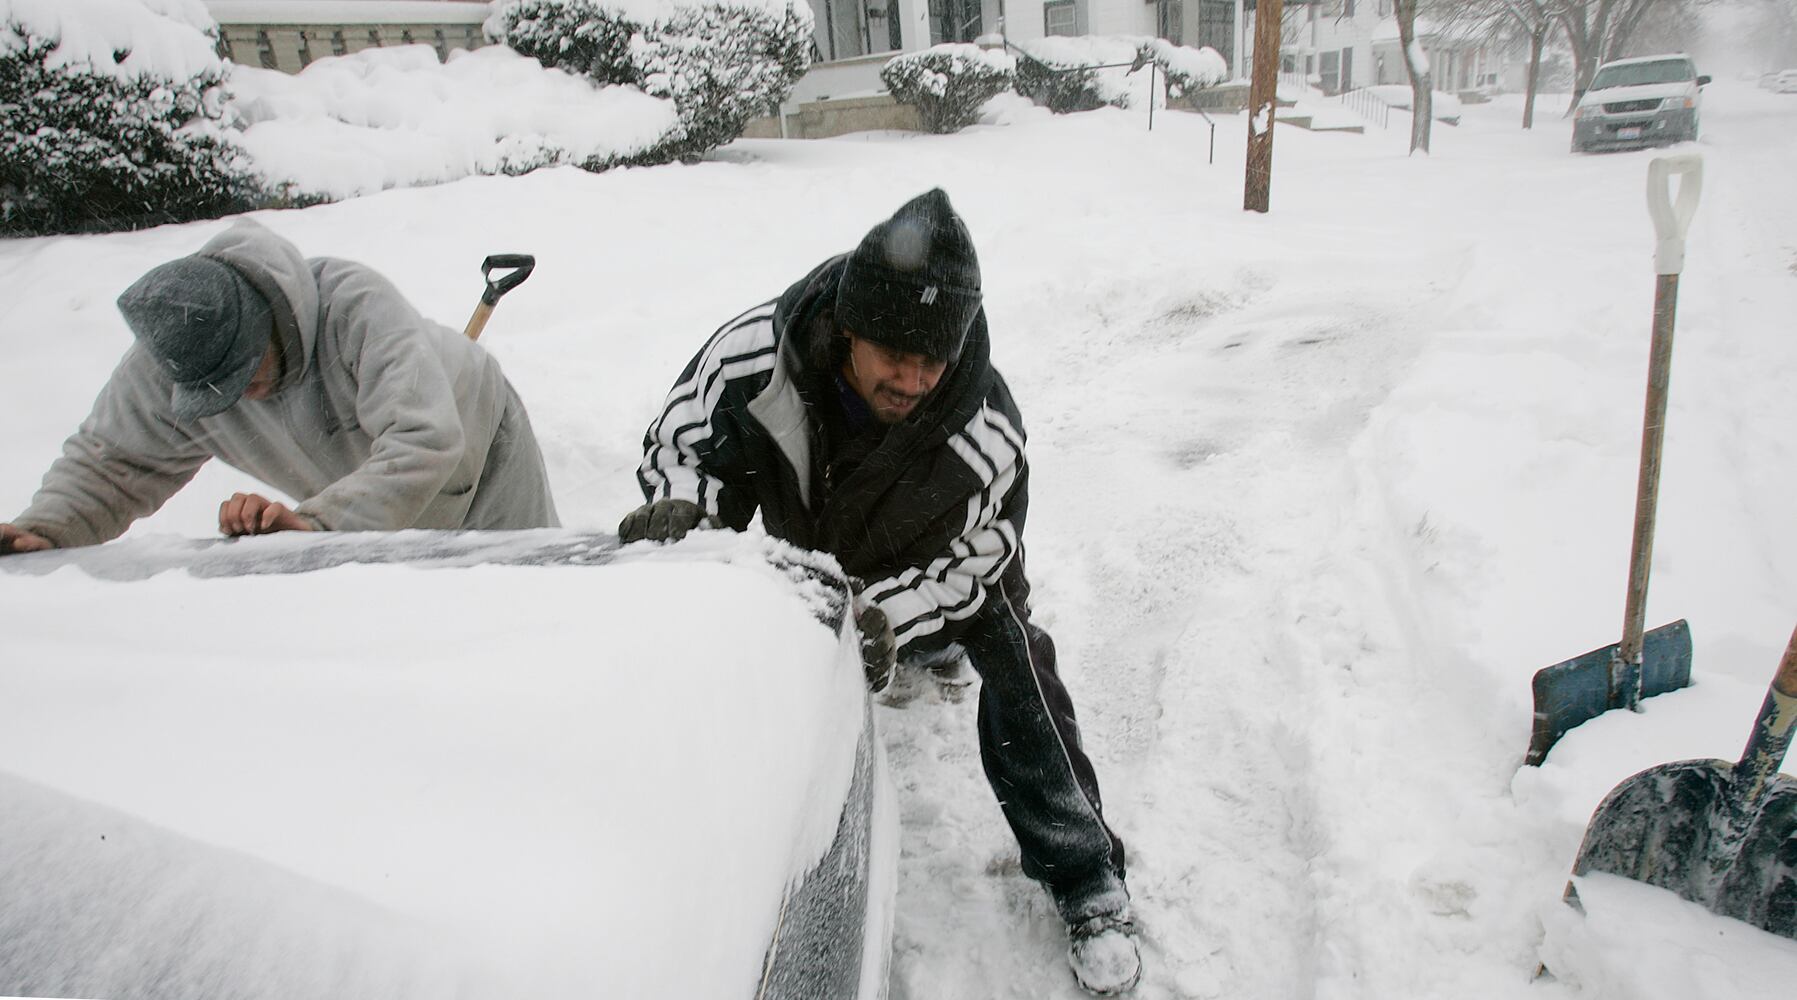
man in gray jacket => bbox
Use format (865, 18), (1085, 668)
(0, 219), (557, 554)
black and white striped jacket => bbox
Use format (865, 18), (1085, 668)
(637, 255), (1031, 650)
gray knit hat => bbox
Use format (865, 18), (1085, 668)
(835, 188), (982, 363)
(117, 256), (274, 421)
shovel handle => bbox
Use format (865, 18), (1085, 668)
(1647, 154), (1702, 275)
(462, 253), (536, 341)
(1733, 624), (1797, 807)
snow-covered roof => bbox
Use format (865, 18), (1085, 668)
(205, 1), (489, 25)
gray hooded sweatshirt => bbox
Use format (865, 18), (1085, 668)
(13, 219), (558, 547)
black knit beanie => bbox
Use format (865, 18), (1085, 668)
(835, 188), (981, 363)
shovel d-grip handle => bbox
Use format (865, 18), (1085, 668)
(480, 254), (536, 306)
(463, 253), (536, 341)
(1647, 153), (1702, 275)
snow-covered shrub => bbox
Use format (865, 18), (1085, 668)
(1013, 36), (1144, 113)
(880, 44), (1016, 134)
(230, 45), (682, 201)
(487, 0), (812, 162)
(1014, 36), (1226, 113)
(1139, 38), (1227, 99)
(0, 0), (263, 234)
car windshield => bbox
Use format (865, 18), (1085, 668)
(1591, 60), (1695, 89)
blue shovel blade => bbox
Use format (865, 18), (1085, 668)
(1525, 619), (1693, 767)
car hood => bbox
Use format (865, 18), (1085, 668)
(1580, 81), (1697, 106)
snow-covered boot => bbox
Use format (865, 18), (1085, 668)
(1067, 909), (1142, 996)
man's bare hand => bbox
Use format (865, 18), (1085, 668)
(219, 493), (315, 537)
(0, 523), (53, 555)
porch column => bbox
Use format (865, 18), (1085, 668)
(895, 0), (930, 48)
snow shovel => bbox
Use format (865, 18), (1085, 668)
(1524, 153), (1704, 768)
(462, 253), (535, 341)
(1564, 623), (1797, 940)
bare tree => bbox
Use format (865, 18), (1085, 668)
(1395, 0), (1433, 153)
(1555, 0), (1666, 105)
(1424, 0), (1558, 127)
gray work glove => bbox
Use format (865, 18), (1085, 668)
(856, 604), (897, 693)
(617, 499), (715, 544)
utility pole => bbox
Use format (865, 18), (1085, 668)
(1244, 0), (1283, 213)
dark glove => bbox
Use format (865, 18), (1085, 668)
(856, 604), (897, 693)
(618, 499), (714, 544)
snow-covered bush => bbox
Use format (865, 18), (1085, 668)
(230, 45), (682, 201)
(1014, 35), (1226, 113)
(1140, 38), (1227, 99)
(488, 0), (812, 162)
(880, 44), (1017, 134)
(1014, 36), (1144, 112)
(0, 0), (263, 235)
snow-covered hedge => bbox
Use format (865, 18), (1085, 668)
(1015, 35), (1225, 113)
(1140, 38), (1227, 99)
(231, 45), (682, 201)
(0, 0), (263, 235)
(880, 44), (1016, 134)
(488, 0), (812, 162)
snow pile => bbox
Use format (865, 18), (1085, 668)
(0, 0), (261, 234)
(489, 0), (812, 160)
(881, 44), (1017, 134)
(230, 45), (679, 199)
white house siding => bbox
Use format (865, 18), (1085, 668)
(1270, 2), (1498, 95)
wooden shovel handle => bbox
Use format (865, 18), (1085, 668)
(1733, 624), (1797, 807)
(1777, 624), (1797, 700)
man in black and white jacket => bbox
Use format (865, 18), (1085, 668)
(619, 189), (1139, 995)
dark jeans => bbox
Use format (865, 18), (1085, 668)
(909, 557), (1129, 924)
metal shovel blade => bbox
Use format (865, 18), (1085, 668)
(1526, 619), (1693, 768)
(1568, 629), (1797, 940)
(1570, 760), (1796, 939)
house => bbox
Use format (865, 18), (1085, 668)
(792, 0), (1252, 105)
(203, 1), (491, 72)
(1263, 0), (1501, 96)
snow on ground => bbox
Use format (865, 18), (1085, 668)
(3, 80), (1797, 998)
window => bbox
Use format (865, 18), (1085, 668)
(1045, 0), (1077, 36)
(1345, 0), (1356, 15)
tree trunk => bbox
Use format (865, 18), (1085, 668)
(1523, 25), (1544, 130)
(1396, 0), (1431, 154)
(1244, 0), (1285, 212)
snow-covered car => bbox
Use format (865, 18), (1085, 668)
(1571, 54), (1710, 152)
(0, 531), (895, 1000)
(1774, 70), (1797, 94)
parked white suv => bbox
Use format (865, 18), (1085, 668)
(1572, 54), (1709, 153)
(1774, 70), (1797, 94)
